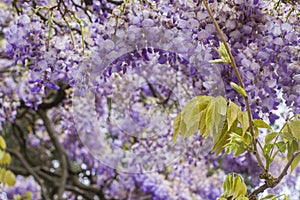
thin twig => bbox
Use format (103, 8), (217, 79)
(202, 0), (266, 174)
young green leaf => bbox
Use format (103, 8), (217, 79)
(0, 168), (16, 186)
(253, 119), (272, 130)
(174, 95), (213, 140)
(220, 173), (248, 199)
(225, 130), (252, 156)
(218, 42), (231, 64)
(275, 141), (286, 153)
(199, 109), (207, 136)
(172, 113), (182, 144)
(0, 152), (11, 165)
(205, 96), (227, 137)
(181, 96), (212, 121)
(184, 112), (201, 138)
(238, 111), (249, 136)
(232, 175), (247, 199)
(265, 132), (279, 144)
(263, 143), (275, 170)
(291, 154), (300, 173)
(287, 139), (298, 160)
(0, 150), (5, 160)
(280, 126), (294, 141)
(4, 170), (16, 186)
(208, 59), (224, 64)
(227, 101), (240, 131)
(0, 136), (6, 150)
(230, 82), (247, 97)
(287, 117), (300, 141)
(261, 194), (276, 200)
(212, 121), (231, 155)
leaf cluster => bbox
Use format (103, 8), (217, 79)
(217, 173), (248, 200)
(0, 135), (16, 186)
(172, 95), (253, 156)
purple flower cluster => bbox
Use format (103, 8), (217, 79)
(0, 0), (299, 199)
(0, 76), (19, 130)
(4, 12), (83, 108)
(207, 0), (299, 122)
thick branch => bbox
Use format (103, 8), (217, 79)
(36, 169), (96, 200)
(37, 109), (68, 199)
(38, 84), (69, 109)
(7, 148), (49, 200)
(249, 149), (300, 198)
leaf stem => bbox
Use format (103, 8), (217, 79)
(202, 0), (266, 173)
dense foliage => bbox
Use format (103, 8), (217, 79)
(0, 0), (299, 199)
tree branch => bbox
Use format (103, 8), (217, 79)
(37, 109), (68, 199)
(38, 84), (68, 109)
(7, 148), (49, 200)
(249, 149), (300, 198)
(202, 0), (266, 174)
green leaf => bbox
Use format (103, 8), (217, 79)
(180, 96), (212, 137)
(233, 175), (247, 199)
(225, 130), (252, 156)
(261, 194), (276, 200)
(0, 168), (16, 186)
(218, 42), (231, 64)
(263, 143), (275, 170)
(23, 191), (33, 200)
(287, 139), (298, 160)
(0, 152), (11, 165)
(227, 101), (240, 131)
(212, 121), (231, 155)
(4, 170), (16, 186)
(181, 96), (212, 122)
(199, 109), (207, 136)
(291, 153), (300, 173)
(184, 112), (201, 138)
(209, 59), (224, 64)
(205, 96), (227, 137)
(223, 174), (230, 195)
(253, 119), (272, 130)
(179, 120), (187, 137)
(221, 173), (247, 199)
(264, 143), (274, 155)
(13, 194), (22, 200)
(172, 113), (182, 144)
(183, 98), (211, 138)
(238, 111), (249, 136)
(0, 136), (6, 150)
(177, 96), (213, 139)
(0, 149), (5, 160)
(230, 82), (247, 97)
(275, 141), (286, 153)
(280, 126), (294, 141)
(265, 132), (279, 144)
(287, 117), (300, 141)
(0, 168), (4, 182)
